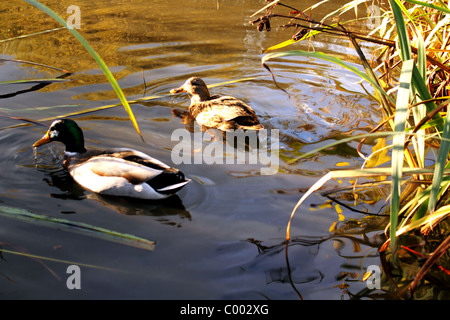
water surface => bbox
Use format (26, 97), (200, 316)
(0, 0), (385, 299)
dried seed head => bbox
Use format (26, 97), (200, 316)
(258, 22), (264, 31)
(292, 29), (308, 41)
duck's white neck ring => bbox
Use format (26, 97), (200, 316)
(65, 151), (80, 157)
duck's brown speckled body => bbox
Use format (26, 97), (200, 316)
(171, 77), (263, 132)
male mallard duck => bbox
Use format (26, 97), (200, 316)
(33, 119), (190, 200)
(170, 77), (264, 131)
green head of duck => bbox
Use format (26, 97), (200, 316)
(33, 119), (87, 153)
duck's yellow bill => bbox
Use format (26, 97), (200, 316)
(33, 132), (51, 147)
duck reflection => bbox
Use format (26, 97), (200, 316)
(87, 193), (191, 221)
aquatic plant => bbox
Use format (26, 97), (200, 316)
(252, 0), (450, 298)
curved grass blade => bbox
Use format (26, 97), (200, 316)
(21, 0), (142, 139)
(397, 203), (450, 236)
(285, 165), (448, 261)
(0, 205), (156, 251)
(403, 0), (450, 14)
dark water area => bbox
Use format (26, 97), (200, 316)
(0, 0), (387, 300)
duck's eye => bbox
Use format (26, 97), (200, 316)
(50, 130), (59, 139)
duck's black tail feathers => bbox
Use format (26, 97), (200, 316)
(148, 170), (190, 195)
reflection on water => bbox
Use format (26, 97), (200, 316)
(87, 194), (191, 221)
(0, 0), (387, 299)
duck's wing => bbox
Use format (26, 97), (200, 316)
(190, 96), (256, 119)
(85, 157), (163, 183)
(104, 148), (173, 171)
(191, 97), (263, 130)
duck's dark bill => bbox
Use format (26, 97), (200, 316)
(33, 133), (51, 147)
(170, 87), (186, 94)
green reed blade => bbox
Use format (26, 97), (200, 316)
(388, 0), (443, 130)
(389, 0), (412, 61)
(390, 59), (414, 254)
(427, 108), (450, 214)
(411, 33), (426, 167)
(416, 33), (426, 81)
(0, 205), (156, 251)
(411, 66), (443, 131)
(21, 0), (142, 139)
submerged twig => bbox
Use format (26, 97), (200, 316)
(0, 58), (71, 74)
(0, 27), (65, 43)
(261, 61), (291, 98)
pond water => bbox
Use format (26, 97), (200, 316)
(1, 0), (387, 300)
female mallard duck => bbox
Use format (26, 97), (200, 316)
(33, 119), (190, 200)
(170, 77), (264, 132)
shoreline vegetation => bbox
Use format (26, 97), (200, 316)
(253, 0), (450, 299)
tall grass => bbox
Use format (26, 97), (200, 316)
(254, 0), (450, 297)
(22, 0), (143, 139)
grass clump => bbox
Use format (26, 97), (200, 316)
(252, 0), (450, 299)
